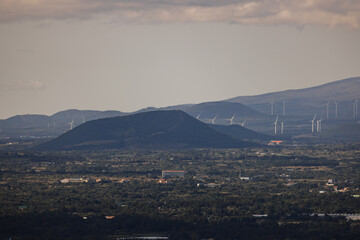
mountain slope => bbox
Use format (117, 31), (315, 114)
(135, 101), (266, 123)
(209, 124), (272, 141)
(184, 101), (266, 119)
(36, 110), (257, 150)
(320, 122), (360, 142)
(0, 114), (52, 129)
(227, 77), (360, 118)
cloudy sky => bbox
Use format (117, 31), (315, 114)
(1, 0), (360, 118)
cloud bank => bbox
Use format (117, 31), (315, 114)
(0, 81), (44, 91)
(1, 0), (360, 29)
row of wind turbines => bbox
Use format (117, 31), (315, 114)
(270, 98), (359, 119)
(273, 114), (323, 135)
(52, 98), (359, 134)
(196, 113), (247, 127)
(196, 112), (326, 135)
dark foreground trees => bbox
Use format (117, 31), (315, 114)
(2, 212), (360, 240)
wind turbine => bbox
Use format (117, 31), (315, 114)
(274, 116), (279, 135)
(68, 120), (74, 130)
(68, 116), (75, 130)
(354, 98), (358, 119)
(280, 120), (286, 134)
(228, 114), (236, 125)
(270, 97), (275, 115)
(196, 112), (201, 120)
(70, 119), (74, 130)
(82, 114), (85, 124)
(326, 101), (330, 119)
(311, 114), (317, 133)
(316, 116), (323, 132)
(354, 100), (356, 119)
(240, 118), (247, 127)
(211, 114), (218, 125)
(282, 101), (287, 116)
(335, 101), (338, 119)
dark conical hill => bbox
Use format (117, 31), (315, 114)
(36, 110), (257, 150)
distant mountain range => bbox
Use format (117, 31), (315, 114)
(0, 102), (264, 138)
(1, 77), (360, 142)
(0, 110), (126, 138)
(0, 109), (125, 129)
(36, 111), (258, 151)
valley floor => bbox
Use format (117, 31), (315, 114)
(1, 143), (360, 239)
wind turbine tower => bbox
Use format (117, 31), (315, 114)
(69, 120), (74, 130)
(335, 101), (338, 119)
(229, 114), (236, 125)
(68, 116), (75, 130)
(326, 101), (330, 119)
(316, 117), (322, 132)
(281, 120), (286, 134)
(282, 101), (287, 116)
(311, 114), (317, 133)
(354, 98), (358, 119)
(196, 112), (201, 120)
(274, 116), (279, 135)
(270, 97), (275, 115)
(240, 119), (247, 127)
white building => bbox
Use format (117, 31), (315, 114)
(60, 178), (87, 183)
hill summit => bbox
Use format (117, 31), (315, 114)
(36, 110), (256, 150)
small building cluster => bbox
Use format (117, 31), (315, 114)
(268, 140), (283, 146)
(327, 179), (337, 186)
(157, 179), (168, 184)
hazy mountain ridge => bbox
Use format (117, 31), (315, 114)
(0, 109), (126, 137)
(0, 102), (265, 138)
(184, 101), (266, 120)
(36, 110), (257, 150)
(134, 101), (265, 120)
(226, 77), (360, 117)
(1, 77), (360, 142)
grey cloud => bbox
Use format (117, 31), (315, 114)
(0, 81), (44, 91)
(0, 0), (359, 29)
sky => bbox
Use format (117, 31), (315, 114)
(1, 0), (360, 119)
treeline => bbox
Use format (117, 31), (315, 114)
(2, 212), (360, 240)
